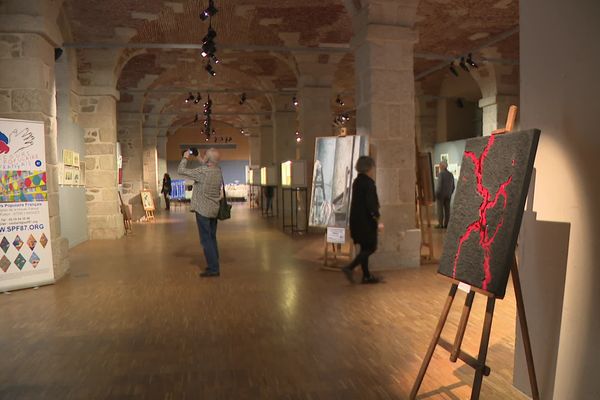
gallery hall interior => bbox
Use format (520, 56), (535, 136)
(1, 0), (599, 399)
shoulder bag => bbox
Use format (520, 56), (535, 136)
(217, 176), (232, 220)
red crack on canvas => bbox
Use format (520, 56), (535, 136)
(452, 134), (512, 290)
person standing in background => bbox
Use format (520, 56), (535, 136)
(161, 173), (172, 211)
(342, 156), (383, 284)
(178, 148), (223, 278)
(436, 161), (455, 229)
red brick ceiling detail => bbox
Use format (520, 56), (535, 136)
(117, 53), (165, 90)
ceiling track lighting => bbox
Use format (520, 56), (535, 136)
(292, 96), (299, 107)
(205, 61), (216, 76)
(200, 0), (218, 21)
(185, 92), (195, 103)
(449, 62), (459, 77)
(466, 53), (478, 68)
(335, 95), (345, 106)
(193, 92), (202, 104)
(239, 92), (247, 105)
(459, 57), (470, 72)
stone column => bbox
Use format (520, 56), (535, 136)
(415, 95), (438, 151)
(117, 113), (144, 219)
(79, 88), (124, 239)
(157, 136), (168, 182)
(296, 86), (333, 164)
(0, 4), (69, 278)
(272, 95), (298, 164)
(142, 133), (159, 204)
(354, 22), (421, 269)
(259, 124), (275, 166)
(248, 136), (261, 167)
(479, 94), (519, 136)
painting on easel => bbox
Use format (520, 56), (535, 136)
(438, 129), (540, 298)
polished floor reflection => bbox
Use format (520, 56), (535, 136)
(0, 206), (528, 399)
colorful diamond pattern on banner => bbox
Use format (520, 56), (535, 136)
(0, 255), (10, 272)
(27, 234), (37, 250)
(39, 233), (48, 248)
(14, 253), (26, 270)
(29, 252), (40, 268)
(13, 235), (23, 251)
(0, 170), (47, 202)
(0, 237), (9, 253)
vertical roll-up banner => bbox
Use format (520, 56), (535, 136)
(0, 118), (55, 292)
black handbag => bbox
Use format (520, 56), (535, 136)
(217, 178), (232, 221)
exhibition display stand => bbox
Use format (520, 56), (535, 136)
(411, 107), (540, 400)
(280, 161), (308, 234)
(260, 166), (278, 218)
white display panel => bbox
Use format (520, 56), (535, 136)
(0, 118), (55, 291)
(260, 166), (278, 186)
(281, 160), (307, 188)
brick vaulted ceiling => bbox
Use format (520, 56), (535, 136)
(63, 0), (518, 131)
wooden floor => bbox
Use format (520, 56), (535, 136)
(0, 206), (529, 400)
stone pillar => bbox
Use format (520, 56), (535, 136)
(415, 96), (438, 151)
(479, 94), (519, 136)
(354, 22), (421, 269)
(142, 133), (159, 202)
(0, 4), (69, 278)
(117, 113), (144, 219)
(157, 136), (168, 188)
(248, 136), (260, 167)
(296, 86), (333, 164)
(259, 124), (275, 166)
(79, 89), (124, 239)
(272, 95), (298, 164)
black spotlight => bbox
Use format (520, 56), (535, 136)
(205, 61), (216, 76)
(239, 92), (247, 105)
(466, 53), (478, 68)
(193, 113), (199, 123)
(194, 92), (202, 104)
(459, 57), (470, 72)
(200, 0), (218, 21)
(203, 26), (217, 44)
(54, 48), (64, 61)
(292, 96), (299, 107)
(185, 92), (195, 103)
(201, 40), (216, 58)
(456, 98), (465, 108)
(336, 95), (344, 106)
(449, 62), (459, 77)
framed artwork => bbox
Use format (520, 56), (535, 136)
(62, 149), (74, 166)
(79, 161), (86, 186)
(73, 152), (80, 167)
(72, 167), (80, 186)
(434, 164), (441, 178)
(63, 166), (74, 185)
(437, 130), (541, 298)
(440, 153), (449, 164)
(309, 135), (368, 228)
(140, 190), (155, 211)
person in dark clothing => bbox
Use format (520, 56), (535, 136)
(264, 186), (274, 214)
(342, 156), (383, 284)
(161, 173), (172, 211)
(436, 161), (455, 228)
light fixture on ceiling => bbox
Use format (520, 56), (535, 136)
(193, 92), (202, 104)
(335, 94), (345, 106)
(449, 62), (459, 77)
(459, 57), (470, 72)
(200, 0), (218, 21)
(239, 92), (247, 105)
(185, 92), (195, 103)
(466, 53), (478, 68)
(292, 96), (299, 107)
(205, 61), (216, 76)
(456, 98), (465, 108)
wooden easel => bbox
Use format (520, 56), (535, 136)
(118, 192), (133, 234)
(410, 106), (540, 399)
(322, 228), (356, 270)
(415, 149), (436, 262)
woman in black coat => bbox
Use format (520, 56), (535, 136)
(161, 173), (172, 211)
(342, 156), (383, 284)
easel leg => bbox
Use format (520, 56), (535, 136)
(450, 290), (475, 362)
(511, 260), (540, 400)
(471, 296), (496, 400)
(410, 284), (458, 399)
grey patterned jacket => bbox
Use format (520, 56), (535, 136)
(177, 157), (222, 218)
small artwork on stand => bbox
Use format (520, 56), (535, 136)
(440, 153), (449, 164)
(437, 129), (541, 298)
(309, 135), (369, 228)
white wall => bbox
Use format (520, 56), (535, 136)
(56, 49), (88, 248)
(517, 0), (600, 398)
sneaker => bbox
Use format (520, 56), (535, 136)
(199, 271), (220, 278)
(342, 266), (355, 284)
(361, 275), (381, 284)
